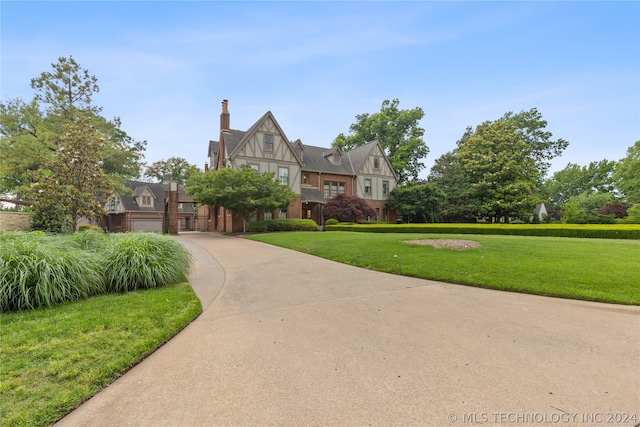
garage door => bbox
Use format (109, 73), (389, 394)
(131, 219), (163, 232)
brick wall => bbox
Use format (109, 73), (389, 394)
(0, 212), (31, 232)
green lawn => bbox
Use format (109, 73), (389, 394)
(249, 232), (640, 305)
(0, 283), (202, 427)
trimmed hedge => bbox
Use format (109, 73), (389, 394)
(247, 219), (319, 232)
(324, 223), (640, 239)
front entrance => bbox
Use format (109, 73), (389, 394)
(302, 202), (324, 226)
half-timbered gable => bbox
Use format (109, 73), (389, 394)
(224, 111), (302, 194)
(349, 140), (397, 201)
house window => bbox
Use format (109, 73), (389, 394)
(333, 152), (340, 164)
(264, 211), (273, 220)
(140, 195), (153, 207)
(264, 134), (273, 151)
(364, 179), (372, 194)
(107, 199), (116, 211)
(374, 157), (380, 169)
(383, 181), (389, 195)
(248, 163), (259, 172)
(302, 173), (310, 185)
(279, 207), (287, 219)
(323, 181), (346, 197)
(278, 167), (289, 186)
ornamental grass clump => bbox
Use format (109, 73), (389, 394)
(68, 229), (109, 251)
(0, 233), (104, 311)
(103, 233), (192, 293)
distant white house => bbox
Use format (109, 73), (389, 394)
(532, 203), (548, 222)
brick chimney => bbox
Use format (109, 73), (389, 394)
(220, 99), (230, 131)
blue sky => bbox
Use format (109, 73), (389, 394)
(2, 1), (638, 180)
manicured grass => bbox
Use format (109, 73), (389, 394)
(248, 232), (640, 305)
(0, 283), (202, 427)
(326, 223), (640, 239)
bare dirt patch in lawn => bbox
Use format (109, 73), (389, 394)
(405, 239), (481, 250)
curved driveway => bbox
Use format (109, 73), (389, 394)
(57, 232), (640, 426)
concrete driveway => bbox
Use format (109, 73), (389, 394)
(57, 233), (640, 426)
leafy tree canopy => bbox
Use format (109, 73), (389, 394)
(0, 57), (146, 195)
(427, 150), (479, 220)
(542, 160), (616, 208)
(429, 108), (567, 222)
(145, 157), (199, 182)
(457, 120), (539, 222)
(496, 108), (569, 176)
(385, 183), (444, 223)
(28, 116), (116, 231)
(332, 99), (428, 183)
(186, 166), (296, 232)
(613, 141), (640, 204)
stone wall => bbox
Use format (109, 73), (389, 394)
(0, 212), (32, 232)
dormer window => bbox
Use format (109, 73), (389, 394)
(136, 188), (155, 208)
(333, 152), (341, 165)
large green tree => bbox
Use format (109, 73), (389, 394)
(431, 108), (567, 222)
(542, 160), (616, 208)
(186, 166), (296, 232)
(332, 99), (428, 183)
(457, 120), (539, 222)
(496, 108), (569, 176)
(0, 57), (145, 196)
(427, 149), (479, 220)
(145, 157), (199, 182)
(384, 183), (444, 223)
(28, 116), (115, 231)
(613, 141), (640, 204)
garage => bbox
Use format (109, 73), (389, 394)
(131, 218), (163, 233)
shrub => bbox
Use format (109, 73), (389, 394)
(626, 204), (640, 224)
(0, 233), (104, 311)
(103, 233), (192, 293)
(78, 224), (104, 232)
(247, 219), (319, 232)
(325, 218), (339, 226)
(323, 194), (375, 222)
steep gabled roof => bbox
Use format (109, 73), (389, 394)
(221, 129), (247, 159)
(299, 144), (354, 175)
(208, 140), (219, 158)
(118, 180), (195, 213)
(347, 140), (377, 173)
(122, 181), (165, 212)
(347, 140), (398, 180)
(226, 111), (294, 161)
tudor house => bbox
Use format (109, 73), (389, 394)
(202, 100), (397, 233)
